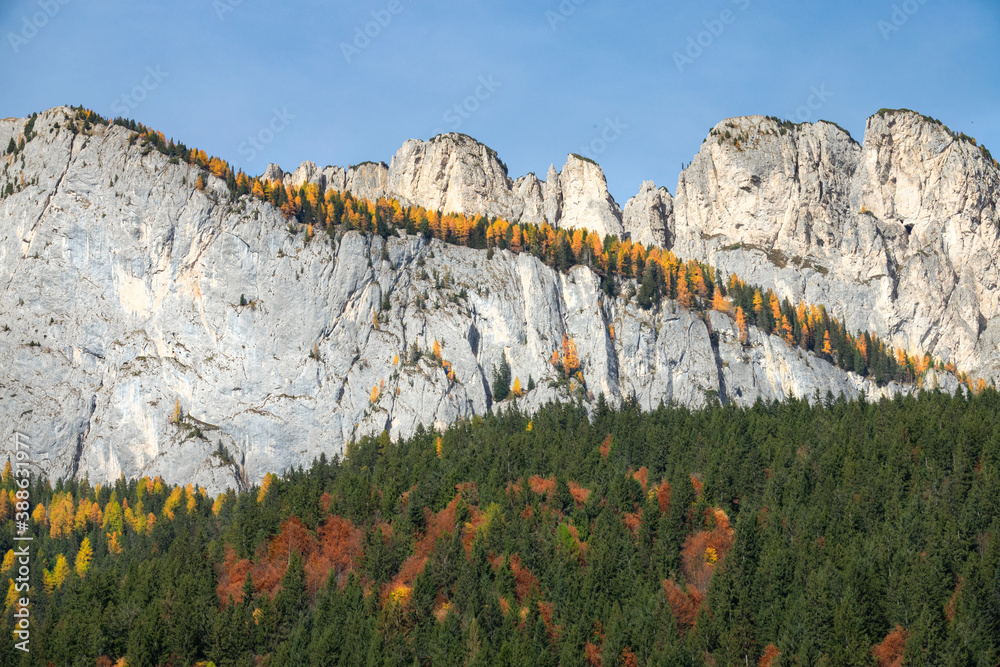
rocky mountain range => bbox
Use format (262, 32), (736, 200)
(0, 106), (993, 492)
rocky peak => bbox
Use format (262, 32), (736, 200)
(262, 162), (285, 183)
(289, 160), (321, 188)
(854, 109), (999, 238)
(345, 161), (389, 201)
(667, 110), (1000, 381)
(542, 154), (624, 238)
(512, 173), (547, 224)
(387, 133), (516, 219)
(672, 115), (862, 263)
(623, 181), (673, 247)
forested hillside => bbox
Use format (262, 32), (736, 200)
(2, 390), (999, 666)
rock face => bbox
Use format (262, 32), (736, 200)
(671, 112), (1000, 379)
(623, 181), (673, 247)
(0, 107), (922, 493)
(543, 154), (624, 238)
(387, 134), (518, 220)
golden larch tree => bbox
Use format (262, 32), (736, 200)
(107, 531), (123, 556)
(51, 554), (70, 590)
(735, 307), (749, 345)
(4, 579), (17, 613)
(571, 229), (585, 260)
(711, 286), (729, 312)
(562, 335), (581, 376)
(822, 331), (833, 357)
(676, 267), (692, 309)
(258, 473), (277, 503)
(511, 225), (522, 252)
(32, 502), (47, 528)
(75, 537), (93, 578)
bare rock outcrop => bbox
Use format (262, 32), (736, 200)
(623, 181), (673, 246)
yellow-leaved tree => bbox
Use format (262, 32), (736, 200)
(163, 486), (184, 520)
(512, 377), (523, 397)
(562, 335), (581, 377)
(32, 502), (47, 528)
(258, 473), (277, 503)
(107, 532), (123, 556)
(735, 307), (748, 345)
(711, 287), (729, 313)
(52, 554), (69, 589)
(212, 493), (227, 516)
(4, 579), (17, 613)
(103, 499), (124, 535)
(75, 537), (93, 578)
(185, 484), (197, 514)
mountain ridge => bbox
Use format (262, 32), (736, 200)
(0, 105), (991, 493)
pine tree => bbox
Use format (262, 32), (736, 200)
(492, 356), (512, 401)
(638, 262), (659, 310)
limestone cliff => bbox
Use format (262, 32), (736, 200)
(0, 107), (982, 493)
(671, 112), (1000, 380)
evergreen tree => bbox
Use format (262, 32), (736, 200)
(492, 355), (512, 402)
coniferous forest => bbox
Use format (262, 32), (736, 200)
(2, 390), (999, 666)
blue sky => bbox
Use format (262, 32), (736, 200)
(1, 0), (997, 203)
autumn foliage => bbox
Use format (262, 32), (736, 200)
(663, 507), (735, 633)
(217, 514), (363, 605)
(872, 626), (908, 667)
(758, 643), (780, 667)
